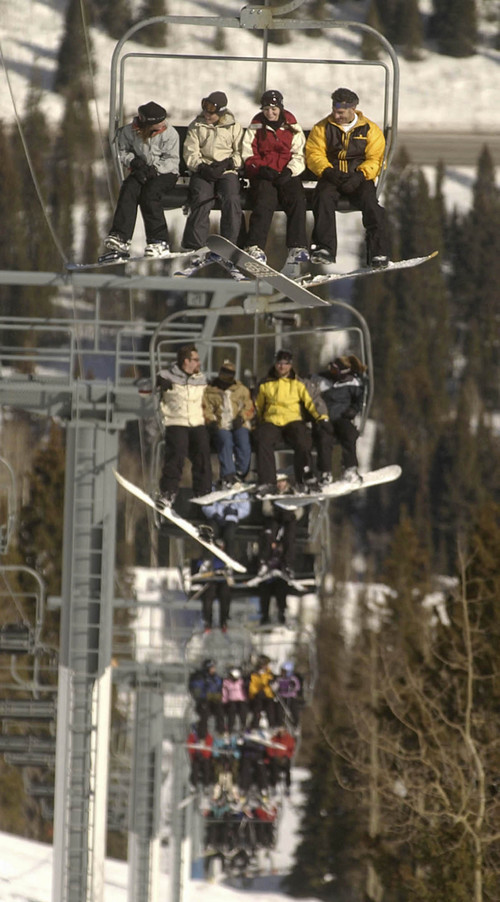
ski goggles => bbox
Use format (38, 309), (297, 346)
(201, 99), (223, 113)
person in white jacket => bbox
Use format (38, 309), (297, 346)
(156, 343), (212, 508)
(181, 91), (244, 257)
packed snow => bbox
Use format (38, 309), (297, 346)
(0, 768), (313, 902)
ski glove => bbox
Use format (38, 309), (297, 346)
(340, 170), (365, 194)
(207, 421), (219, 441)
(232, 415), (244, 430)
(321, 167), (348, 187)
(198, 160), (232, 181)
(197, 163), (219, 181)
(318, 418), (334, 435)
(274, 167), (293, 186)
(129, 156), (149, 184)
(258, 166), (280, 181)
(156, 375), (173, 391)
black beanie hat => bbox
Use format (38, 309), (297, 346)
(203, 91), (228, 112)
(218, 359), (236, 383)
(261, 89), (284, 109)
(138, 101), (167, 124)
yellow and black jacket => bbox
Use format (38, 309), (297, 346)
(305, 110), (385, 181)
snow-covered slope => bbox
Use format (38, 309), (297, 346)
(0, 767), (312, 902)
(1, 0), (500, 130)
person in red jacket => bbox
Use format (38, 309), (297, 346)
(187, 726), (214, 789)
(242, 89), (309, 266)
(267, 725), (295, 793)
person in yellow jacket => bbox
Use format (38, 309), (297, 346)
(248, 655), (277, 728)
(255, 348), (332, 493)
(305, 87), (389, 267)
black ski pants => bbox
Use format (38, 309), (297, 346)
(246, 176), (308, 250)
(182, 172), (243, 249)
(311, 178), (388, 263)
(314, 416), (359, 471)
(263, 513), (297, 571)
(160, 424), (212, 496)
(259, 577), (288, 625)
(255, 420), (312, 485)
(201, 580), (231, 630)
(110, 172), (177, 243)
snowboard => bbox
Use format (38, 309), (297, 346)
(113, 469), (247, 573)
(297, 251), (439, 286)
(273, 465), (402, 509)
(206, 236), (330, 309)
(66, 249), (194, 271)
(191, 484), (255, 505)
(206, 237), (438, 309)
(174, 250), (248, 281)
(243, 569), (315, 593)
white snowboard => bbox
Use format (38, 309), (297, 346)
(274, 465), (402, 509)
(190, 484), (255, 505)
(113, 469), (247, 573)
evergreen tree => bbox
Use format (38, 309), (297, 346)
(362, 0), (384, 60)
(213, 26), (226, 52)
(394, 0), (423, 60)
(81, 167), (100, 267)
(54, 0), (93, 93)
(11, 91), (56, 315)
(372, 0), (399, 42)
(92, 0), (133, 40)
(134, 0), (167, 47)
(430, 0), (477, 57)
(304, 0), (327, 39)
(450, 146), (500, 408)
(285, 592), (367, 899)
(0, 121), (28, 317)
(18, 421), (65, 601)
(355, 152), (450, 561)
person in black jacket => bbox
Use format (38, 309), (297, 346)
(310, 355), (367, 484)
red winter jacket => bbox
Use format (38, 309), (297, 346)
(242, 110), (306, 179)
(267, 730), (295, 760)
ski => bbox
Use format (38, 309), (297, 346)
(206, 236), (330, 308)
(191, 483), (255, 505)
(297, 251), (439, 286)
(272, 465), (402, 509)
(66, 250), (194, 271)
(113, 469), (247, 573)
